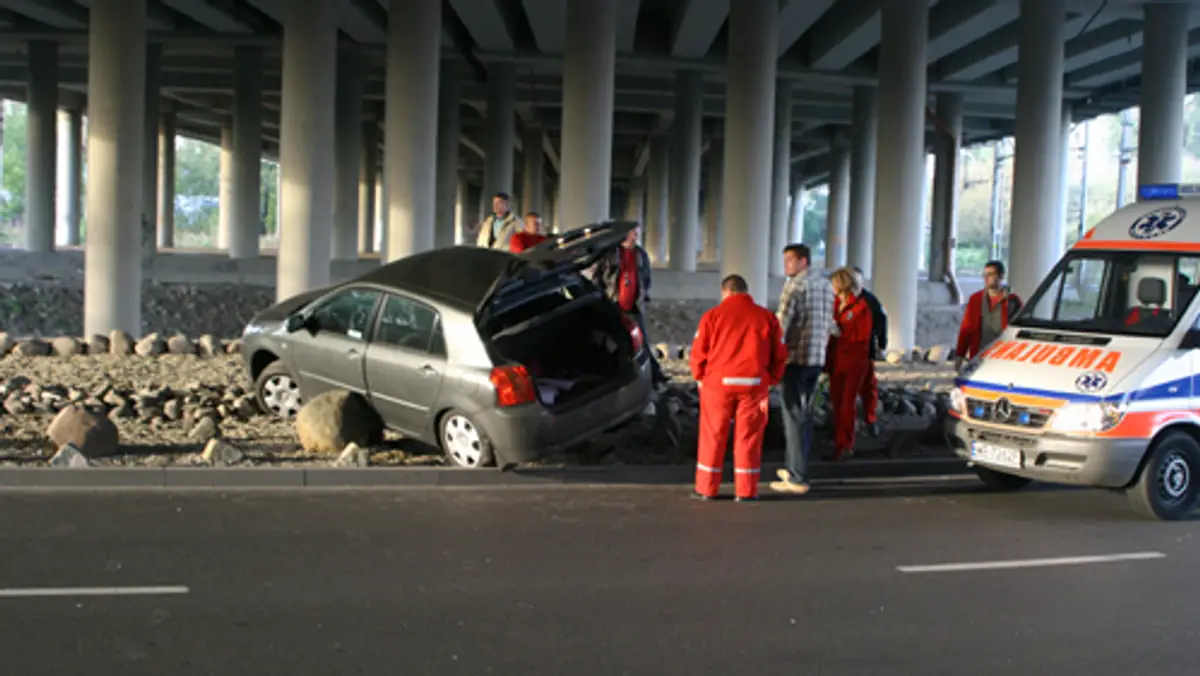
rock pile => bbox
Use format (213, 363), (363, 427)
(0, 331), (242, 358)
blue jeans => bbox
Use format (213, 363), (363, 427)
(781, 364), (823, 483)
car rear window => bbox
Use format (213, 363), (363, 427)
(482, 273), (597, 335)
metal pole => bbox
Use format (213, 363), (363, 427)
(1116, 109), (1133, 208)
(1078, 120), (1089, 238)
(989, 140), (1002, 260)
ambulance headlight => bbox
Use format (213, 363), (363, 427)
(948, 387), (967, 414)
(1047, 402), (1125, 433)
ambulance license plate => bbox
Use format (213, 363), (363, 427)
(971, 441), (1022, 469)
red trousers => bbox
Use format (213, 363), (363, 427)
(695, 385), (768, 499)
(859, 360), (878, 424)
(829, 360), (869, 452)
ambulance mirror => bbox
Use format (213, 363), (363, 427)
(1180, 330), (1200, 350)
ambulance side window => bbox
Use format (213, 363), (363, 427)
(1177, 257), (1200, 311)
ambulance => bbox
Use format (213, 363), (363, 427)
(945, 183), (1200, 520)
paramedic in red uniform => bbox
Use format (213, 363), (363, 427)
(826, 268), (873, 461)
(509, 212), (548, 253)
(954, 260), (1022, 372)
(689, 274), (788, 502)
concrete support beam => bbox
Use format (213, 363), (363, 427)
(928, 92), (962, 284)
(333, 48), (364, 260)
(521, 122), (545, 215)
(483, 62), (516, 202)
(384, 0), (441, 260)
(871, 0), (926, 352)
(143, 43), (160, 257)
(359, 120), (379, 253)
(703, 136), (722, 262)
(157, 106), (176, 250)
(778, 0), (839, 56)
(55, 107), (81, 246)
(671, 0), (729, 57)
(25, 39), (56, 253)
(847, 86), (877, 274)
(1008, 0), (1066, 301)
(84, 0), (146, 336)
(807, 0), (880, 71)
(230, 46), (263, 259)
(437, 64), (463, 248)
(217, 119), (233, 249)
(824, 137), (850, 269)
(668, 70), (702, 271)
(645, 134), (669, 263)
(1137, 2), (1187, 187)
(560, 0), (617, 230)
(276, 0), (338, 299)
(769, 78), (792, 277)
(721, 0), (777, 303)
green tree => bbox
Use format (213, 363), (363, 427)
(0, 101), (27, 225)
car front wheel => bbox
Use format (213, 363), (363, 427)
(1126, 431), (1200, 521)
(439, 410), (495, 468)
(255, 361), (304, 420)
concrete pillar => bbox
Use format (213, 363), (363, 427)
(1008, 0), (1066, 301)
(55, 108), (82, 246)
(721, 0), (778, 302)
(1138, 2), (1187, 187)
(871, 0), (927, 351)
(928, 92), (963, 282)
(277, 0), (338, 300)
(332, 48), (363, 260)
(484, 63), (516, 203)
(703, 137), (723, 262)
(230, 46), (264, 259)
(359, 121), (378, 253)
(83, 0), (146, 337)
(825, 137), (851, 268)
(769, 79), (792, 277)
(384, 0), (440, 260)
(217, 119), (233, 250)
(142, 43), (160, 258)
(25, 40), (57, 253)
(668, 71), (702, 271)
(560, 0), (617, 228)
(847, 86), (878, 274)
(455, 177), (468, 244)
(1058, 105), (1073, 239)
(645, 135), (669, 263)
(157, 106), (176, 250)
(625, 179), (645, 222)
(789, 184), (804, 242)
(436, 65), (462, 249)
(375, 174), (387, 253)
(521, 124), (545, 216)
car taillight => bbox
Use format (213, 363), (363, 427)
(489, 365), (537, 407)
(620, 314), (645, 354)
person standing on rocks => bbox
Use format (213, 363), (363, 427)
(475, 192), (522, 250)
(509, 212), (548, 253)
(851, 266), (885, 437)
(770, 243), (834, 496)
(825, 268), (874, 462)
(589, 227), (667, 385)
(954, 260), (1023, 372)
(689, 274), (788, 502)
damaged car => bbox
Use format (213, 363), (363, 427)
(240, 221), (653, 469)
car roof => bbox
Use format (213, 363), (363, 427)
(353, 246), (517, 312)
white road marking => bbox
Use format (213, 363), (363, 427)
(0, 586), (190, 598)
(897, 551), (1166, 574)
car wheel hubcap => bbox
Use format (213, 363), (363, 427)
(262, 374), (303, 418)
(443, 415), (483, 467)
(1158, 452), (1191, 503)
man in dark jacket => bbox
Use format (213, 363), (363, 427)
(589, 227), (666, 384)
(852, 266), (885, 436)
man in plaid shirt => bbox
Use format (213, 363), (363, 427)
(769, 243), (835, 496)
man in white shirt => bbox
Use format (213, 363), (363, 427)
(475, 192), (522, 250)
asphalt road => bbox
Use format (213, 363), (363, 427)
(0, 479), (1196, 675)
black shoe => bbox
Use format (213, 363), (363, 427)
(735, 496), (758, 503)
(866, 422), (880, 437)
(690, 490), (715, 501)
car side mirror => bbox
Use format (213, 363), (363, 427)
(284, 313), (308, 333)
(1181, 329), (1200, 350)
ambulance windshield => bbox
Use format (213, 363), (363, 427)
(1012, 250), (1200, 338)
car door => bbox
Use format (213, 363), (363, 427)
(284, 287), (382, 400)
(362, 294), (448, 436)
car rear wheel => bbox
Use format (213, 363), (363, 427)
(255, 361), (304, 420)
(1126, 431), (1200, 521)
(439, 410), (494, 469)
(974, 466), (1032, 491)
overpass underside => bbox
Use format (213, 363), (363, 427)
(0, 0), (1194, 350)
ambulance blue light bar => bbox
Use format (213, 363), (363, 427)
(1138, 183), (1200, 201)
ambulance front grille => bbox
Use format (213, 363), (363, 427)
(965, 397), (1051, 430)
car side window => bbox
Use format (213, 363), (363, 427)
(375, 295), (442, 354)
(310, 288), (381, 340)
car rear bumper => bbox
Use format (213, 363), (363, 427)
(944, 416), (1147, 488)
(477, 363), (653, 466)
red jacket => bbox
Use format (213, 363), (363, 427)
(510, 232), (548, 253)
(690, 293), (788, 390)
(956, 289), (1022, 360)
(828, 294), (873, 372)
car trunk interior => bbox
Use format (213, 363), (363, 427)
(487, 293), (636, 409)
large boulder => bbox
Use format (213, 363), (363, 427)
(294, 390), (384, 454)
(45, 405), (120, 458)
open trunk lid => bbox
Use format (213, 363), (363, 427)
(475, 220), (638, 321)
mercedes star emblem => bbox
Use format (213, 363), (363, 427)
(993, 397), (1013, 422)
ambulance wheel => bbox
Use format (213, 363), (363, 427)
(974, 466), (1031, 492)
(1126, 431), (1200, 521)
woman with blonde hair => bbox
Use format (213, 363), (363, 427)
(825, 267), (873, 461)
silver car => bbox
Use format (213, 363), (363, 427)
(241, 221), (653, 469)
